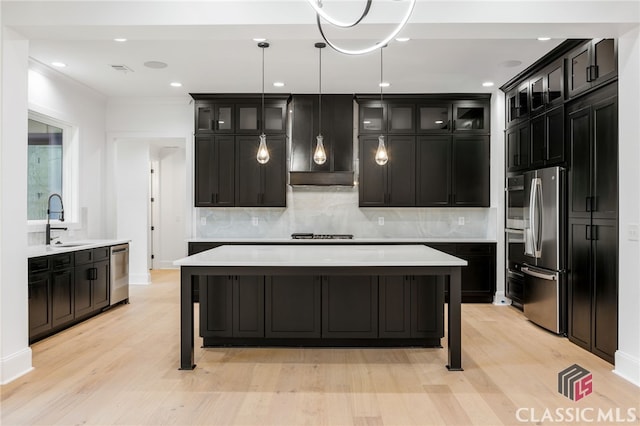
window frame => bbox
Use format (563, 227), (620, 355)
(27, 110), (79, 229)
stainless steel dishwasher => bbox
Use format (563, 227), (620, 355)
(110, 243), (129, 306)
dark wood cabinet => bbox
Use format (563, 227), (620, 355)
(379, 275), (444, 339)
(452, 135), (490, 207)
(199, 275), (233, 337)
(568, 219), (618, 364)
(266, 275), (321, 338)
(289, 94), (353, 175)
(200, 275), (264, 338)
(28, 272), (51, 340)
(192, 94), (289, 208)
(506, 122), (530, 172)
(417, 103), (451, 133)
(416, 135), (451, 206)
(29, 248), (110, 343)
(530, 105), (565, 169)
(388, 103), (415, 133)
(567, 39), (617, 99)
(236, 135), (286, 207)
(322, 275), (378, 338)
(194, 135), (235, 207)
(51, 268), (74, 328)
(74, 248), (110, 319)
(431, 243), (496, 303)
(453, 100), (490, 134)
(568, 87), (618, 220)
(359, 135), (415, 206)
(506, 270), (524, 307)
(506, 82), (530, 127)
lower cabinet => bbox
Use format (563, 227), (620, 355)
(379, 275), (444, 338)
(568, 218), (618, 363)
(200, 273), (445, 345)
(200, 275), (264, 338)
(28, 247), (111, 344)
(430, 243), (496, 303)
(266, 275), (321, 338)
(322, 276), (378, 338)
(74, 248), (110, 320)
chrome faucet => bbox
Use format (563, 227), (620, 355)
(45, 193), (67, 245)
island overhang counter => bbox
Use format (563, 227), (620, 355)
(174, 244), (467, 371)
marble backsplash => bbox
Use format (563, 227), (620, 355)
(195, 186), (497, 239)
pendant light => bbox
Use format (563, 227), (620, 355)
(313, 42), (327, 165)
(375, 46), (389, 166)
(256, 42), (270, 164)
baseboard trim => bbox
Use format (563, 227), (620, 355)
(614, 350), (640, 387)
(1, 347), (33, 384)
(493, 291), (511, 306)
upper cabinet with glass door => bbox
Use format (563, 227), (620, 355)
(452, 100), (490, 134)
(193, 96), (288, 135)
(567, 38), (617, 98)
(530, 57), (565, 116)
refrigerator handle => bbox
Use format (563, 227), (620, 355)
(534, 178), (543, 256)
(522, 266), (557, 281)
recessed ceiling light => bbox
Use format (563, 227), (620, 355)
(395, 37), (410, 42)
(253, 38), (267, 42)
(51, 62), (66, 68)
(144, 61), (168, 69)
(482, 81), (495, 87)
(379, 82), (391, 88)
(114, 38), (127, 42)
(170, 82), (182, 87)
(537, 37), (551, 41)
(273, 82), (285, 87)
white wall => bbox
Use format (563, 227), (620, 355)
(154, 146), (187, 269)
(0, 28), (32, 384)
(615, 26), (640, 386)
(27, 62), (107, 243)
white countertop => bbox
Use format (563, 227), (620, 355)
(188, 237), (496, 244)
(174, 244), (467, 267)
(28, 239), (130, 258)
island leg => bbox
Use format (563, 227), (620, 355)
(447, 267), (463, 371)
(179, 267), (196, 370)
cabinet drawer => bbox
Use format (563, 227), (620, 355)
(74, 249), (93, 265)
(456, 244), (493, 255)
(51, 253), (74, 270)
(92, 247), (110, 262)
(29, 257), (51, 274)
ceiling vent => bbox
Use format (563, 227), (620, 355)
(110, 64), (134, 73)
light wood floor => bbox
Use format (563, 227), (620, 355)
(1, 270), (638, 425)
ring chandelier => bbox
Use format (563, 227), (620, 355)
(306, 0), (416, 55)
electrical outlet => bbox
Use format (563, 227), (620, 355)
(628, 223), (639, 241)
(458, 217), (465, 226)
(200, 217), (206, 226)
(378, 217), (384, 226)
(252, 217), (259, 227)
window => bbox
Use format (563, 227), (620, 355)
(27, 112), (78, 223)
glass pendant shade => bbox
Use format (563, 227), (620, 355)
(375, 134), (388, 165)
(313, 134), (327, 165)
(256, 133), (270, 164)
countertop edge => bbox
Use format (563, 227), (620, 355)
(28, 239), (131, 258)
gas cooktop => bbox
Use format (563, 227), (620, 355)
(291, 233), (354, 240)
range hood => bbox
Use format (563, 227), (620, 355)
(289, 94), (355, 186)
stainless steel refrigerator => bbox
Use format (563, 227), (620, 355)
(522, 166), (565, 334)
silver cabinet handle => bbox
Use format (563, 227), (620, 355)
(522, 266), (557, 281)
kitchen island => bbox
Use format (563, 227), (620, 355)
(174, 244), (467, 371)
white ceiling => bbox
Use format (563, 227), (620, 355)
(3, 0), (637, 98)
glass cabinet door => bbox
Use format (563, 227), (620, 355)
(453, 102), (489, 133)
(568, 44), (590, 96)
(388, 104), (415, 133)
(359, 104), (385, 133)
(593, 38), (616, 83)
(236, 104), (260, 133)
(546, 62), (564, 106)
(264, 102), (287, 134)
(213, 104), (233, 132)
(196, 105), (214, 132)
(418, 105), (450, 132)
(530, 76), (544, 113)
